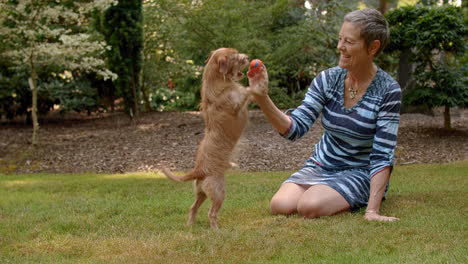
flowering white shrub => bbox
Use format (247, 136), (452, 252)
(0, 0), (117, 145)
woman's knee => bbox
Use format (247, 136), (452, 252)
(297, 185), (351, 218)
(271, 196), (324, 218)
(270, 196), (297, 215)
(269, 183), (306, 215)
(297, 199), (322, 218)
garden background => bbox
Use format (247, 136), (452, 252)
(0, 0), (467, 263)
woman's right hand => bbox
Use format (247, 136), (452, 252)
(247, 65), (269, 98)
(364, 211), (400, 222)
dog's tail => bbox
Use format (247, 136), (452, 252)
(161, 167), (205, 182)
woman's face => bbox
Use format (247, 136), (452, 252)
(337, 22), (374, 70)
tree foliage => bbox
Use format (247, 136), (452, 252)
(3, 0), (465, 129)
(96, 0), (143, 118)
(140, 0), (202, 111)
(386, 4), (467, 128)
(146, 0), (357, 109)
(266, 1), (353, 107)
(0, 0), (116, 144)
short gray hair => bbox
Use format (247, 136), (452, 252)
(344, 8), (389, 56)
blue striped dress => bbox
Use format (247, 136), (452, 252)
(282, 66), (401, 209)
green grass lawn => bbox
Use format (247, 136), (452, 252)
(0, 161), (467, 264)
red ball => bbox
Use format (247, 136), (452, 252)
(247, 59), (263, 78)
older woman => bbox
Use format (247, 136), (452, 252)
(248, 8), (401, 222)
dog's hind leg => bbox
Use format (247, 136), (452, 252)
(208, 193), (224, 229)
(203, 176), (225, 229)
(187, 180), (207, 226)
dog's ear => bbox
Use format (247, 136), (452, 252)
(218, 56), (229, 75)
(205, 50), (215, 64)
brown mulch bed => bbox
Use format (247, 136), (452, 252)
(1, 108), (467, 174)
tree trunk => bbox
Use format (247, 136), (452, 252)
(398, 49), (413, 90)
(379, 0), (389, 14)
(444, 105), (451, 130)
(140, 80), (151, 111)
(140, 63), (151, 111)
(131, 70), (139, 120)
(28, 74), (39, 146)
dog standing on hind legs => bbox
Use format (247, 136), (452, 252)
(161, 48), (252, 229)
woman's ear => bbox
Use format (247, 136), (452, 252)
(368, 40), (381, 56)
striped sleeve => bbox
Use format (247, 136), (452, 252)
(282, 71), (328, 141)
(369, 83), (402, 178)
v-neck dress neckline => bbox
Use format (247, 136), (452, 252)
(339, 68), (381, 113)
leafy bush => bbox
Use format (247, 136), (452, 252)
(149, 0), (354, 110)
(0, 70), (30, 120)
(148, 87), (177, 112)
(386, 5), (467, 128)
(0, 66), (55, 122)
(42, 77), (100, 114)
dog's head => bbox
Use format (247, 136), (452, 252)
(204, 48), (249, 82)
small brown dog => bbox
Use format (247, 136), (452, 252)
(162, 48), (251, 229)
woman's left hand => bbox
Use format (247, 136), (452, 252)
(364, 211), (400, 222)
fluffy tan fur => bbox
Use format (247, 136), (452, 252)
(161, 48), (251, 229)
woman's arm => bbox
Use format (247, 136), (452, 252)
(248, 65), (329, 141)
(364, 167), (399, 221)
(366, 81), (402, 222)
(253, 95), (291, 135)
(247, 66), (291, 135)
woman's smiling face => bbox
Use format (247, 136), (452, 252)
(337, 22), (373, 70)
